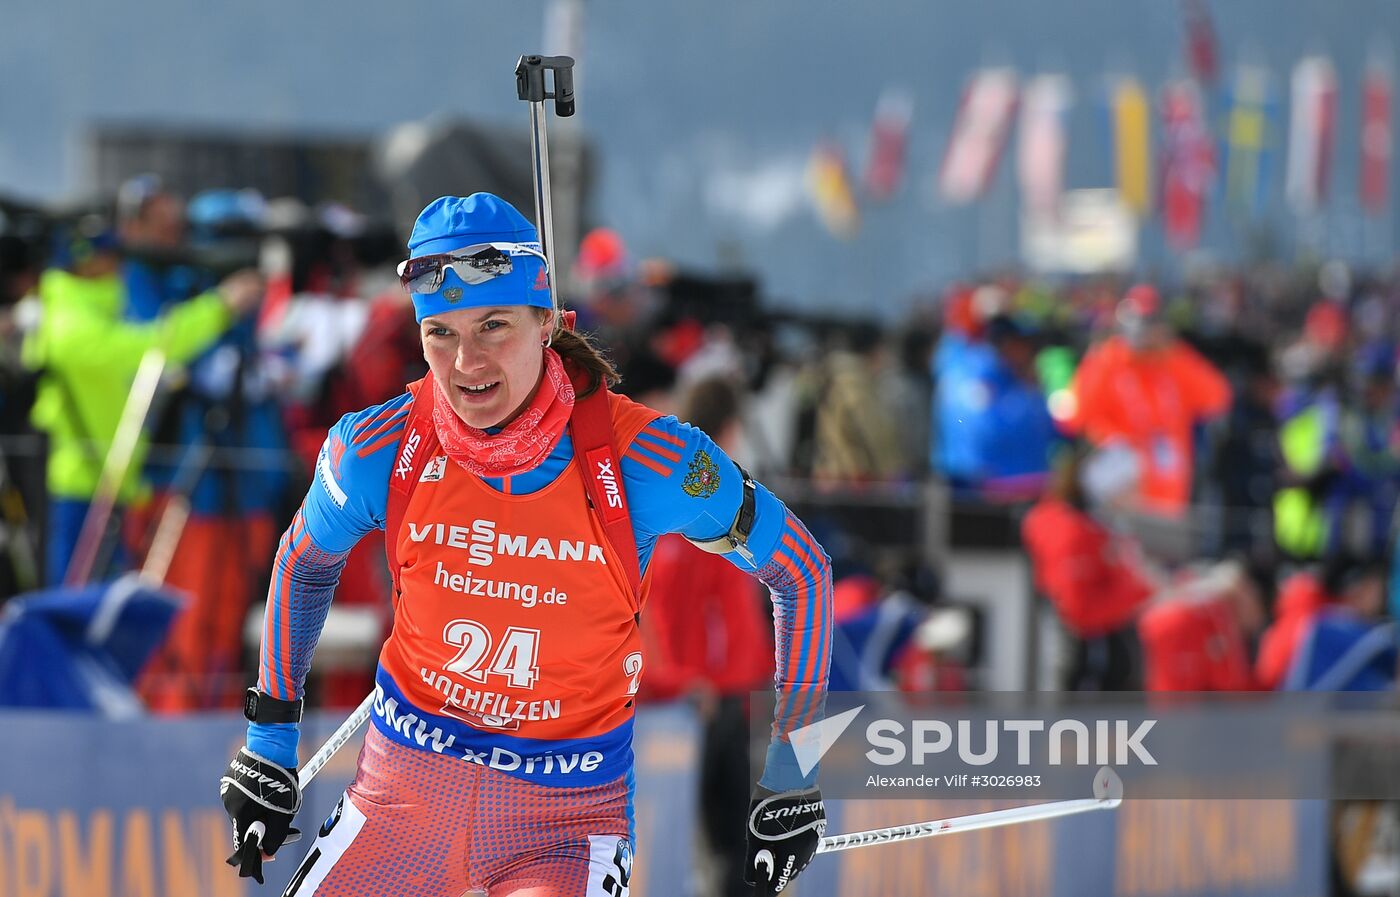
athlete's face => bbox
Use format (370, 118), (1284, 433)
(421, 306), (553, 429)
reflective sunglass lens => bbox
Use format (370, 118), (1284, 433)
(398, 244), (537, 293)
(450, 248), (512, 284)
(407, 272), (444, 294)
(402, 258), (446, 293)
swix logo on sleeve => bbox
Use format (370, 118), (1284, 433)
(585, 448), (628, 523)
(407, 518), (607, 568)
(395, 429), (423, 480)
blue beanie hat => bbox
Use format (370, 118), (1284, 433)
(405, 193), (551, 322)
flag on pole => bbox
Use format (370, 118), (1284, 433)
(864, 89), (914, 202)
(1017, 74), (1073, 219)
(1160, 80), (1216, 249)
(1224, 65), (1273, 216)
(1112, 78), (1153, 216)
(1286, 56), (1338, 214)
(1183, 0), (1219, 86)
(938, 67), (1019, 205)
(807, 141), (860, 238)
(1361, 58), (1393, 216)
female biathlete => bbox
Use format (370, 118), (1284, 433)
(219, 193), (833, 897)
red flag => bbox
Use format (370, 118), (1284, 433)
(864, 89), (913, 202)
(1361, 60), (1393, 216)
(1160, 81), (1216, 249)
(1286, 56), (1338, 213)
(938, 68), (1019, 205)
(1183, 0), (1218, 85)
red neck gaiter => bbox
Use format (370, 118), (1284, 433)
(431, 348), (576, 478)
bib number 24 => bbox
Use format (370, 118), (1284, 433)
(443, 620), (540, 688)
(439, 620), (644, 695)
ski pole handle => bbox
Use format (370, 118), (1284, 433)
(515, 54), (576, 117)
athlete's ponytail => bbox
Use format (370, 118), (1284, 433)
(541, 309), (620, 398)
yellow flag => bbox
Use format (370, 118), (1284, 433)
(1114, 78), (1153, 215)
(807, 142), (860, 239)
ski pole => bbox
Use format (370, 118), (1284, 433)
(65, 349), (167, 585)
(298, 691), (375, 790)
(295, 52), (579, 802)
(514, 53), (575, 320)
(815, 768), (1123, 854)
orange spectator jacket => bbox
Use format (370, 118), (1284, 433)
(1068, 336), (1232, 515)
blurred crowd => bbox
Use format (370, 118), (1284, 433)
(1, 175), (1399, 725)
(3, 176), (1400, 897)
(857, 260), (1400, 698)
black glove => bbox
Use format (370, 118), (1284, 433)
(219, 747), (303, 884)
(744, 786), (825, 896)
(1304, 467), (1342, 499)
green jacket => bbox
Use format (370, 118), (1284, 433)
(1274, 405), (1329, 558)
(22, 268), (233, 503)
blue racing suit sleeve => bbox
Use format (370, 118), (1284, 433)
(246, 395), (405, 767)
(622, 415), (833, 791)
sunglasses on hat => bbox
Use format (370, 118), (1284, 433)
(397, 242), (548, 294)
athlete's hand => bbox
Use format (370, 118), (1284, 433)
(744, 785), (825, 895)
(220, 747), (303, 884)
(217, 269), (264, 318)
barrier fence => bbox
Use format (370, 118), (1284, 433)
(2, 705), (1326, 897)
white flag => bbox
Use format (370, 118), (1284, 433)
(1286, 56), (1338, 213)
(1017, 74), (1073, 218)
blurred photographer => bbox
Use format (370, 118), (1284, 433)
(22, 213), (262, 586)
(116, 174), (209, 320)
